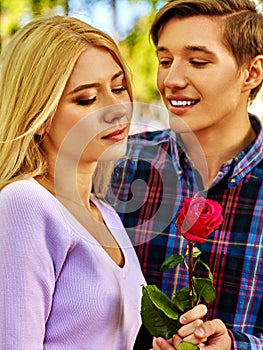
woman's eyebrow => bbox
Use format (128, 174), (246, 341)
(111, 70), (124, 81)
(69, 82), (100, 95)
(68, 70), (124, 95)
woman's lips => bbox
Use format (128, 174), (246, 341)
(102, 127), (127, 141)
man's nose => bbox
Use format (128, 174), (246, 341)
(163, 61), (187, 89)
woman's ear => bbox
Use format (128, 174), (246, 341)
(36, 126), (46, 136)
(35, 119), (52, 137)
(242, 55), (263, 92)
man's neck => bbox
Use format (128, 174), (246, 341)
(180, 117), (256, 188)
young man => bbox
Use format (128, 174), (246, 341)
(109, 0), (263, 349)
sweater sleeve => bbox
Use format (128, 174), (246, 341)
(0, 181), (71, 349)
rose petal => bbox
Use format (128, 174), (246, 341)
(176, 197), (223, 242)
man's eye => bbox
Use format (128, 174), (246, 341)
(190, 60), (209, 67)
(159, 60), (172, 68)
(112, 86), (127, 94)
(76, 96), (96, 105)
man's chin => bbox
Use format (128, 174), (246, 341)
(169, 113), (193, 134)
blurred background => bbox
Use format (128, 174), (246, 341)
(1, 0), (262, 131)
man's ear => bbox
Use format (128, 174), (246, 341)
(242, 55), (263, 92)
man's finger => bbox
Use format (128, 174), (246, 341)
(178, 319), (204, 338)
(194, 318), (225, 338)
(179, 304), (208, 324)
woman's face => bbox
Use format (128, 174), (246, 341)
(42, 46), (132, 165)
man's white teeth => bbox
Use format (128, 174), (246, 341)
(171, 100), (196, 106)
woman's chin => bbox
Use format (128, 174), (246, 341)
(98, 140), (128, 162)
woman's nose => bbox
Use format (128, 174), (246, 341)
(103, 102), (131, 124)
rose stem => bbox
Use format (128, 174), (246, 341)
(188, 240), (194, 308)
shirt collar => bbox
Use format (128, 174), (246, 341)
(174, 114), (263, 186)
(228, 114), (263, 185)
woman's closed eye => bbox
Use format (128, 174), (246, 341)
(76, 96), (96, 105)
(112, 86), (127, 94)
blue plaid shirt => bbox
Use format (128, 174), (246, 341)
(109, 115), (263, 349)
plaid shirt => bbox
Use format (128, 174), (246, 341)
(109, 115), (263, 349)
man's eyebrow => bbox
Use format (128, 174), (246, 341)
(156, 46), (169, 54)
(184, 45), (217, 57)
(156, 45), (217, 58)
(69, 70), (124, 95)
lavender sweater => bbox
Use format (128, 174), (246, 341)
(0, 179), (145, 349)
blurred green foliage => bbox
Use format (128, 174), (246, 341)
(120, 9), (159, 102)
(0, 0), (165, 102)
(0, 0), (68, 50)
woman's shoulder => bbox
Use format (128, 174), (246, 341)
(0, 178), (60, 216)
(1, 178), (49, 199)
(0, 180), (75, 273)
(0, 179), (73, 244)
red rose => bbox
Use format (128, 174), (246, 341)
(177, 197), (223, 243)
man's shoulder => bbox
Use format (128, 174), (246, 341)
(127, 129), (173, 145)
(113, 129), (178, 178)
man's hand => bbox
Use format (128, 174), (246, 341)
(192, 318), (232, 350)
(152, 304), (208, 349)
(152, 305), (232, 350)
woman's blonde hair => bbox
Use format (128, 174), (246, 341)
(0, 15), (133, 196)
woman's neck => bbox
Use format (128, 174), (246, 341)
(35, 162), (95, 211)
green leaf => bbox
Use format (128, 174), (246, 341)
(141, 285), (181, 339)
(185, 247), (202, 259)
(178, 341), (200, 350)
(193, 277), (216, 303)
(172, 286), (198, 313)
(197, 259), (214, 281)
(160, 254), (184, 271)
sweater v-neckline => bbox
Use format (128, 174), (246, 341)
(31, 178), (127, 269)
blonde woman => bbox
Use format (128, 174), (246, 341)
(0, 16), (146, 349)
